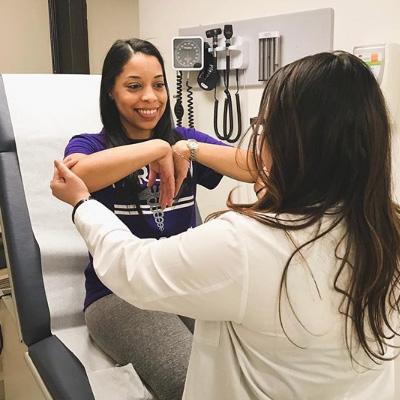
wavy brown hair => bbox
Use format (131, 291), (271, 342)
(216, 51), (400, 363)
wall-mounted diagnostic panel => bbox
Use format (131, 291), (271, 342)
(171, 8), (334, 145)
(179, 8), (334, 86)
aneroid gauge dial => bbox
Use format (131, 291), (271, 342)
(172, 37), (204, 70)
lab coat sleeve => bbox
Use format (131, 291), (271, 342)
(74, 200), (249, 322)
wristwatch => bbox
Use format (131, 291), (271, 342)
(186, 139), (199, 161)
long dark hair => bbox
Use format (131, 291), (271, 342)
(99, 38), (182, 197)
(221, 51), (400, 363)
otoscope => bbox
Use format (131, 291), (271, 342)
(197, 28), (221, 91)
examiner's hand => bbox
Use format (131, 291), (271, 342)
(172, 141), (190, 197)
(50, 160), (90, 206)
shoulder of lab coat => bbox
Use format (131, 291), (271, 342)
(74, 200), (249, 323)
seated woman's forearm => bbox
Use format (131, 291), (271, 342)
(66, 139), (170, 192)
(175, 141), (257, 183)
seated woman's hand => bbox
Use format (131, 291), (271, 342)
(63, 153), (86, 169)
(148, 148), (175, 209)
(172, 141), (190, 197)
(50, 160), (90, 206)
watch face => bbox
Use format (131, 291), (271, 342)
(173, 37), (203, 70)
(187, 139), (198, 149)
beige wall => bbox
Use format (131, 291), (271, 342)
(86, 0), (140, 74)
(0, 0), (52, 73)
(0, 0), (139, 75)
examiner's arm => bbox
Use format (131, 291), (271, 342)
(51, 160), (248, 321)
(74, 199), (247, 321)
(173, 140), (258, 183)
(64, 139), (171, 192)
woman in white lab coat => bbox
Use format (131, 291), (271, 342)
(51, 51), (400, 400)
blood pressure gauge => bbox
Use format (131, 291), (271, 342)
(172, 36), (204, 70)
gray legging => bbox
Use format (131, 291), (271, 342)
(85, 294), (194, 400)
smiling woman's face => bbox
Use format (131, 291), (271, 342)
(110, 52), (168, 140)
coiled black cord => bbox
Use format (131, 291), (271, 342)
(186, 76), (195, 128)
(174, 71), (184, 127)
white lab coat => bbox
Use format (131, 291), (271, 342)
(75, 200), (395, 400)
